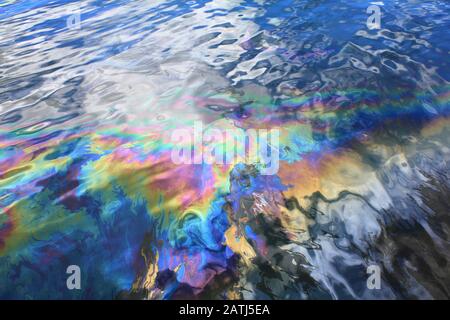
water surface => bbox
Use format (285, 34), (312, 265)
(0, 0), (449, 299)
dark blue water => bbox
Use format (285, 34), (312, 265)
(0, 0), (449, 300)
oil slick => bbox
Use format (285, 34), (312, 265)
(0, 0), (449, 300)
(170, 121), (280, 175)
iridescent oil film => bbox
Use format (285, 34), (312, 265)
(0, 0), (449, 300)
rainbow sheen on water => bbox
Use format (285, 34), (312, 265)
(0, 0), (449, 299)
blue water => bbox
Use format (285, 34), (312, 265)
(0, 0), (449, 299)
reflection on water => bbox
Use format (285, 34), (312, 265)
(0, 0), (449, 299)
